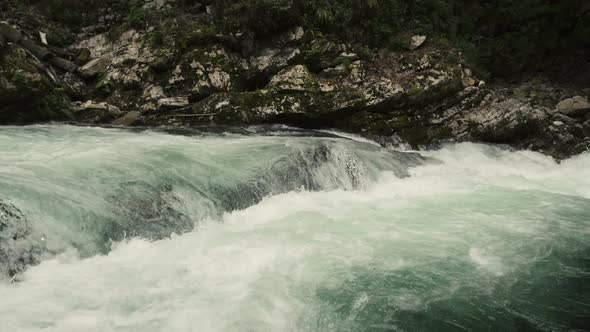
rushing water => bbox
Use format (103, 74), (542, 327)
(0, 125), (589, 332)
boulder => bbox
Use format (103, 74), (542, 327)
(78, 56), (110, 79)
(73, 48), (91, 66)
(157, 97), (189, 112)
(112, 111), (141, 126)
(250, 47), (300, 77)
(410, 35), (427, 50)
(0, 200), (44, 278)
(272, 26), (305, 47)
(556, 96), (590, 117)
(105, 182), (193, 241)
(73, 100), (123, 123)
(267, 65), (317, 92)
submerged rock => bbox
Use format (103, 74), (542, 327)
(0, 200), (44, 278)
(105, 182), (193, 241)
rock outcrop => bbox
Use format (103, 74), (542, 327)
(1, 0), (589, 159)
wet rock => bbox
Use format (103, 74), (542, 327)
(157, 96), (189, 112)
(556, 96), (590, 117)
(0, 200), (44, 278)
(105, 182), (193, 241)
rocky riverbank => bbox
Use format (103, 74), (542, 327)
(1, 0), (589, 159)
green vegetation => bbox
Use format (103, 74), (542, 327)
(20, 0), (104, 27)
(214, 0), (590, 78)
(0, 70), (70, 123)
(3, 0), (588, 79)
(126, 7), (146, 30)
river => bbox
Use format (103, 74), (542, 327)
(1, 125), (589, 331)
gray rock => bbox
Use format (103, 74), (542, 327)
(267, 65), (317, 92)
(552, 112), (577, 125)
(1, 200), (44, 278)
(143, 85), (166, 101)
(556, 96), (590, 117)
(410, 35), (427, 50)
(112, 111), (141, 126)
(78, 56), (110, 79)
(73, 100), (123, 123)
(157, 97), (190, 112)
(250, 47), (300, 76)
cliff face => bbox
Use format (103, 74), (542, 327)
(1, 0), (589, 158)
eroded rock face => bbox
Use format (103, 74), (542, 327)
(268, 65), (317, 92)
(0, 200), (44, 278)
(441, 92), (549, 142)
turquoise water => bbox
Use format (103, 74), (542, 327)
(0, 126), (589, 331)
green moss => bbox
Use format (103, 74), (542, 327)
(210, 0), (589, 78)
(96, 79), (113, 97)
(127, 7), (146, 29)
(214, 0), (302, 37)
(0, 70), (70, 124)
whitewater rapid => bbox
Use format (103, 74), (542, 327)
(0, 126), (589, 331)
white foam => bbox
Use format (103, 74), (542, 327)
(1, 131), (589, 331)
